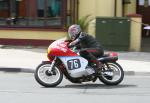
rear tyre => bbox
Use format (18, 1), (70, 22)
(99, 62), (124, 85)
(34, 62), (63, 87)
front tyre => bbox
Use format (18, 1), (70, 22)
(34, 62), (63, 87)
(99, 62), (124, 85)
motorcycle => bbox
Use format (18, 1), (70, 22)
(34, 39), (124, 87)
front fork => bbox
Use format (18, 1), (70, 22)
(48, 57), (57, 73)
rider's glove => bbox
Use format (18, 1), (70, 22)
(68, 42), (75, 48)
(68, 40), (78, 48)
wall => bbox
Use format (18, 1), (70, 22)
(78, 0), (96, 18)
(124, 0), (137, 15)
(0, 30), (67, 46)
(116, 0), (123, 17)
(86, 0), (123, 36)
(0, 30), (66, 40)
(79, 0), (123, 18)
(79, 0), (117, 36)
(129, 15), (142, 51)
(95, 0), (115, 17)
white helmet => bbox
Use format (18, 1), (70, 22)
(68, 24), (81, 39)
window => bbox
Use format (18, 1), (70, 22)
(0, 0), (78, 28)
(139, 0), (150, 6)
(34, 0), (62, 27)
(0, 0), (9, 25)
(0, 0), (78, 29)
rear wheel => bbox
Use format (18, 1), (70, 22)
(34, 62), (63, 87)
(99, 62), (124, 85)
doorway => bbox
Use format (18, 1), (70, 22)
(137, 0), (150, 37)
(137, 0), (150, 52)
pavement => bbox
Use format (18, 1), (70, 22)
(0, 45), (150, 75)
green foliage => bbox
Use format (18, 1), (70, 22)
(76, 15), (93, 32)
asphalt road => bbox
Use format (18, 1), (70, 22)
(0, 72), (150, 103)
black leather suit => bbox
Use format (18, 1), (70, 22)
(70, 32), (104, 64)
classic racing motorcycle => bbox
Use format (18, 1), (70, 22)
(34, 39), (124, 87)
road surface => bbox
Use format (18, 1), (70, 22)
(0, 72), (149, 103)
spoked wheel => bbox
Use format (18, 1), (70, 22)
(99, 62), (124, 85)
(34, 62), (63, 87)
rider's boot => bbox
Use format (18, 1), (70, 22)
(90, 60), (103, 74)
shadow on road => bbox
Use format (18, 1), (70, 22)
(56, 83), (137, 89)
(0, 67), (34, 73)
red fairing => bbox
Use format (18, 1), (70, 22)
(47, 40), (78, 59)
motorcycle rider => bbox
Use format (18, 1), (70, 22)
(68, 24), (104, 74)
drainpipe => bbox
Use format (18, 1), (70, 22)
(114, 0), (117, 17)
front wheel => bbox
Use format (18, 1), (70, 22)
(99, 62), (124, 85)
(34, 62), (63, 87)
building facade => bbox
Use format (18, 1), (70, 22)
(0, 0), (149, 48)
(0, 0), (78, 45)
